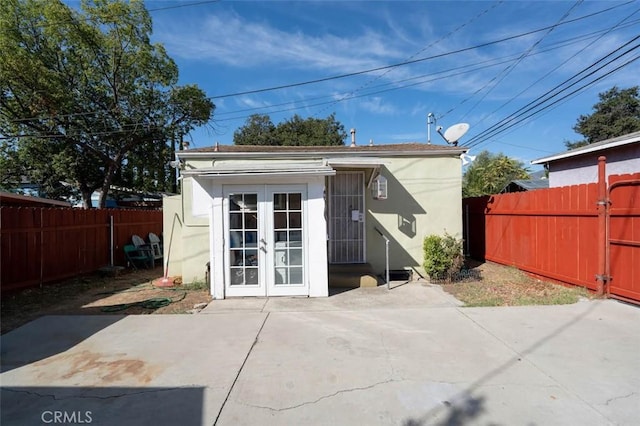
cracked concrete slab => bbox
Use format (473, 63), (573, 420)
(1, 295), (638, 425)
(1, 313), (267, 426)
(216, 305), (635, 425)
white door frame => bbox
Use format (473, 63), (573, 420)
(265, 185), (308, 296)
(223, 185), (267, 297)
(222, 184), (309, 297)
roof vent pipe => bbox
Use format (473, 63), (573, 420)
(369, 138), (373, 146)
(350, 128), (356, 147)
(214, 141), (220, 152)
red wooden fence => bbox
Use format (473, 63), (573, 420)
(0, 207), (162, 293)
(463, 172), (640, 303)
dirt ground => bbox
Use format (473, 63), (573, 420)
(1, 261), (590, 335)
(1, 267), (211, 335)
(441, 260), (591, 307)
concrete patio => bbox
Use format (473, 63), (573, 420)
(1, 283), (638, 425)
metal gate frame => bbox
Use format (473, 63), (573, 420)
(328, 171), (366, 264)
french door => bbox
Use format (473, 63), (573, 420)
(223, 185), (307, 297)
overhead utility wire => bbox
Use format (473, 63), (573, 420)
(311, 0), (504, 118)
(210, 1), (634, 99)
(464, 6), (640, 134)
(463, 35), (640, 146)
(19, 0), (221, 30)
(8, 19), (639, 129)
(468, 54), (640, 151)
(215, 60), (523, 123)
(7, 10), (640, 122)
(464, 39), (640, 147)
(211, 18), (640, 118)
(456, 0), (584, 122)
(463, 40), (640, 148)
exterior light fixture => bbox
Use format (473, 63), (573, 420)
(371, 174), (387, 200)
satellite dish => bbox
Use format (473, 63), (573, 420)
(438, 123), (469, 146)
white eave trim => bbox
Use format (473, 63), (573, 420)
(531, 133), (640, 164)
(326, 157), (388, 167)
(182, 167), (336, 179)
(177, 148), (467, 160)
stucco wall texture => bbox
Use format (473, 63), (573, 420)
(164, 153), (463, 284)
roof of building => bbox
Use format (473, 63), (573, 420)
(531, 131), (640, 165)
(511, 179), (549, 190)
(0, 192), (71, 208)
(178, 142), (467, 158)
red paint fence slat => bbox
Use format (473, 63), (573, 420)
(463, 172), (640, 303)
(0, 207), (162, 293)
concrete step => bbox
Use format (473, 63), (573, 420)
(328, 264), (381, 288)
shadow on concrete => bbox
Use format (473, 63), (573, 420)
(328, 286), (356, 296)
(0, 316), (124, 373)
(403, 393), (486, 426)
(401, 301), (601, 425)
(0, 386), (204, 426)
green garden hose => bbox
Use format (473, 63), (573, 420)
(100, 292), (187, 312)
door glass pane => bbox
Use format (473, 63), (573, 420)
(273, 192), (304, 287)
(243, 194), (257, 210)
(245, 267), (259, 284)
(289, 193), (301, 210)
(229, 192), (260, 286)
(289, 249), (302, 266)
(245, 231), (257, 247)
(230, 213), (242, 229)
(274, 212), (287, 229)
(290, 267), (303, 285)
(274, 194), (287, 210)
(289, 212), (301, 228)
(244, 212), (257, 229)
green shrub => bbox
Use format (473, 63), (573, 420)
(423, 233), (464, 282)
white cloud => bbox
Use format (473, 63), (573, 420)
(159, 10), (405, 74)
(358, 97), (397, 115)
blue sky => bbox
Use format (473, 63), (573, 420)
(118, 1), (640, 167)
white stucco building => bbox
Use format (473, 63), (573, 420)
(163, 142), (467, 299)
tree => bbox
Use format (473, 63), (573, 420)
(0, 0), (214, 207)
(233, 114), (277, 146)
(565, 86), (640, 150)
(463, 151), (530, 197)
(233, 113), (347, 146)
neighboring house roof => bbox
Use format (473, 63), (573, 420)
(178, 143), (467, 159)
(0, 191), (71, 208)
(502, 179), (549, 193)
(531, 131), (640, 165)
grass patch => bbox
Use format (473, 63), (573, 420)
(181, 279), (209, 291)
(441, 262), (591, 307)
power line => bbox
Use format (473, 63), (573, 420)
(210, 1), (634, 99)
(464, 35), (640, 146)
(15, 0), (221, 30)
(455, 0), (584, 122)
(462, 46), (640, 149)
(7, 17), (639, 130)
(311, 0), (505, 119)
(463, 5), (640, 135)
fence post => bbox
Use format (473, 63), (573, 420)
(596, 156), (608, 296)
(109, 215), (114, 267)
